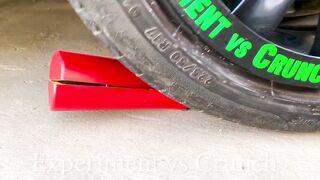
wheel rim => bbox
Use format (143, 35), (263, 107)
(164, 0), (320, 89)
(227, 0), (320, 56)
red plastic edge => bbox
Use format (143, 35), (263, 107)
(50, 51), (149, 88)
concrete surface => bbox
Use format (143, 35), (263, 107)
(1, 0), (320, 179)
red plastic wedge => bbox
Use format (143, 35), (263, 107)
(49, 51), (188, 111)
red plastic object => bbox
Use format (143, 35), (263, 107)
(49, 51), (188, 111)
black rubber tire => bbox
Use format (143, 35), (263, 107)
(68, 0), (320, 131)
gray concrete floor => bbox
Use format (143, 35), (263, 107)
(1, 0), (320, 179)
